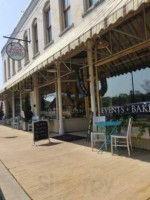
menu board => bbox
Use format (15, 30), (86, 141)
(33, 121), (49, 142)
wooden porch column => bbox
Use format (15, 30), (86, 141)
(56, 61), (64, 135)
(33, 73), (40, 116)
(83, 64), (90, 118)
(20, 93), (22, 113)
(12, 92), (15, 119)
(87, 40), (96, 116)
(95, 50), (100, 116)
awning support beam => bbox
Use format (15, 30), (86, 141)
(112, 28), (144, 41)
(95, 39), (150, 67)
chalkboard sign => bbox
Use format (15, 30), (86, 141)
(33, 121), (50, 145)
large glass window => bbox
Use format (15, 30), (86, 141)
(61, 82), (86, 118)
(39, 84), (56, 119)
(100, 67), (150, 120)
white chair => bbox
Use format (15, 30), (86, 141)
(91, 116), (107, 151)
(111, 117), (132, 156)
(28, 116), (41, 133)
(12, 117), (20, 129)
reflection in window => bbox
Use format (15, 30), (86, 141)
(100, 67), (150, 119)
(39, 84), (56, 119)
(61, 82), (86, 118)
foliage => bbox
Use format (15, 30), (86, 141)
(23, 95), (33, 122)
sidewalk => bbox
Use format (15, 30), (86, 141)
(0, 125), (150, 200)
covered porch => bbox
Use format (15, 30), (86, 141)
(1, 0), (150, 150)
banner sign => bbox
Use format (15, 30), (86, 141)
(6, 42), (26, 61)
(76, 69), (89, 96)
(101, 102), (150, 116)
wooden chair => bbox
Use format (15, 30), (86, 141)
(111, 117), (132, 156)
(91, 116), (107, 151)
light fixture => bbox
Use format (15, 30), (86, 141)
(47, 69), (57, 73)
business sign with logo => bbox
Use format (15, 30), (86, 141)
(101, 102), (150, 116)
(6, 42), (26, 61)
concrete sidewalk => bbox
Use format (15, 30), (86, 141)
(0, 161), (31, 200)
(0, 125), (150, 200)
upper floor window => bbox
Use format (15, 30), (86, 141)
(18, 60), (22, 72)
(4, 60), (7, 82)
(62, 0), (71, 29)
(43, 2), (52, 45)
(12, 60), (16, 76)
(23, 31), (29, 64)
(85, 0), (99, 11)
(7, 57), (11, 79)
(32, 18), (39, 55)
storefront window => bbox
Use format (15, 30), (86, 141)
(100, 67), (150, 120)
(15, 96), (20, 116)
(39, 84), (56, 119)
(61, 82), (86, 118)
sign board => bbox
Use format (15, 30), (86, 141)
(101, 102), (150, 116)
(33, 121), (50, 145)
(6, 42), (26, 61)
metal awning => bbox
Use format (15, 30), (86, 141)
(0, 0), (149, 93)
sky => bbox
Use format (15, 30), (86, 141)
(0, 0), (30, 89)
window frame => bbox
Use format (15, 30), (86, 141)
(7, 57), (11, 79)
(32, 18), (39, 56)
(4, 60), (7, 82)
(60, 0), (72, 32)
(23, 31), (29, 64)
(12, 59), (16, 76)
(43, 2), (52, 46)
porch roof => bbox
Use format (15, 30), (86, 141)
(1, 0), (149, 94)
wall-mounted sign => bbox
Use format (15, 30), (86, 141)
(101, 102), (150, 116)
(6, 42), (26, 61)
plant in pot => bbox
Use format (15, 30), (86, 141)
(22, 95), (33, 131)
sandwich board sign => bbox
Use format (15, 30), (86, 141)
(6, 42), (26, 61)
(33, 121), (50, 146)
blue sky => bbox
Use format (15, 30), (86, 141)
(0, 0), (30, 89)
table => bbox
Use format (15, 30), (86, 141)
(95, 121), (122, 153)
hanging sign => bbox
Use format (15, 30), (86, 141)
(6, 42), (26, 61)
(76, 69), (89, 97)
